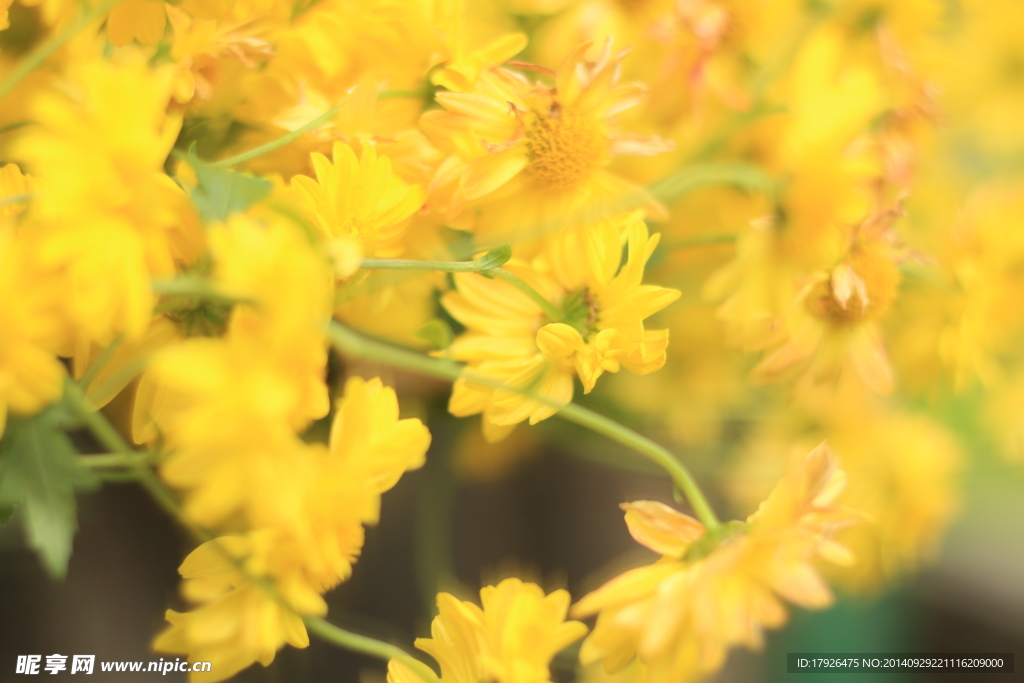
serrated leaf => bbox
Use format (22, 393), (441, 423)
(0, 407), (99, 580)
(472, 244), (512, 271)
(416, 318), (454, 350)
(185, 154), (272, 223)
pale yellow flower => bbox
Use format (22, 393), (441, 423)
(443, 215), (678, 440)
(573, 443), (860, 683)
(387, 578), (587, 683)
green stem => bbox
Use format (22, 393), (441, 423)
(413, 419), (457, 616)
(327, 323), (721, 530)
(0, 194), (30, 209)
(0, 121), (31, 135)
(489, 268), (565, 325)
(661, 234), (739, 250)
(151, 276), (253, 305)
(648, 162), (775, 205)
(304, 618), (438, 682)
(556, 404), (720, 528)
(360, 257), (484, 273)
(209, 106), (340, 168)
(0, 0), (126, 101)
(62, 379), (183, 524)
(78, 452), (153, 469)
(78, 335), (124, 391)
(208, 90), (424, 168)
(360, 258), (566, 325)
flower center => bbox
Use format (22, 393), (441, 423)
(525, 104), (607, 190)
(560, 287), (598, 338)
(808, 244), (901, 324)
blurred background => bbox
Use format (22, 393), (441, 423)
(4, 0), (1024, 681)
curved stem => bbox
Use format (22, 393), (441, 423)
(556, 404), (720, 528)
(661, 234), (738, 250)
(327, 323), (721, 530)
(78, 452), (154, 469)
(209, 106), (340, 168)
(208, 90), (424, 168)
(62, 379), (184, 524)
(152, 276), (254, 305)
(304, 618), (438, 682)
(0, 194), (30, 209)
(78, 334), (124, 391)
(489, 268), (564, 324)
(360, 257), (483, 273)
(0, 0), (126, 101)
(360, 259), (566, 325)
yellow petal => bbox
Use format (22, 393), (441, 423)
(621, 501), (705, 558)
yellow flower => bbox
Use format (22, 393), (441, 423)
(152, 536), (311, 683)
(704, 26), (884, 357)
(14, 55), (202, 344)
(751, 204), (905, 395)
(572, 443), (860, 683)
(154, 376), (430, 682)
(386, 578), (587, 683)
(107, 0), (167, 46)
(421, 41), (672, 243)
(443, 215), (679, 440)
(143, 215), (332, 527)
(0, 226), (67, 437)
(289, 142), (426, 258)
(431, 0), (527, 93)
(0, 163), (32, 220)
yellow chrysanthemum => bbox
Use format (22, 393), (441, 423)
(0, 225), (67, 437)
(0, 163), (33, 219)
(443, 215), (679, 440)
(14, 55), (202, 344)
(142, 215), (332, 527)
(152, 536), (311, 683)
(703, 26), (885, 360)
(107, 0), (167, 46)
(431, 0), (527, 93)
(572, 443), (861, 683)
(725, 396), (962, 592)
(290, 141), (426, 259)
(751, 205), (905, 395)
(386, 578), (587, 683)
(154, 376), (430, 682)
(422, 41), (673, 244)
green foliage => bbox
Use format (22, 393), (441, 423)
(181, 150), (272, 223)
(0, 406), (99, 580)
(0, 503), (15, 525)
(416, 319), (455, 350)
(472, 244), (512, 276)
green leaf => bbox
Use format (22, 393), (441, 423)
(416, 319), (454, 350)
(0, 406), (99, 580)
(182, 152), (272, 223)
(472, 244), (512, 273)
(672, 483), (684, 504)
(0, 504), (15, 525)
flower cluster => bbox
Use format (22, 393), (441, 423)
(0, 1), (1020, 682)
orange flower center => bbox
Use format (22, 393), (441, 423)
(809, 244), (901, 324)
(525, 105), (607, 190)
